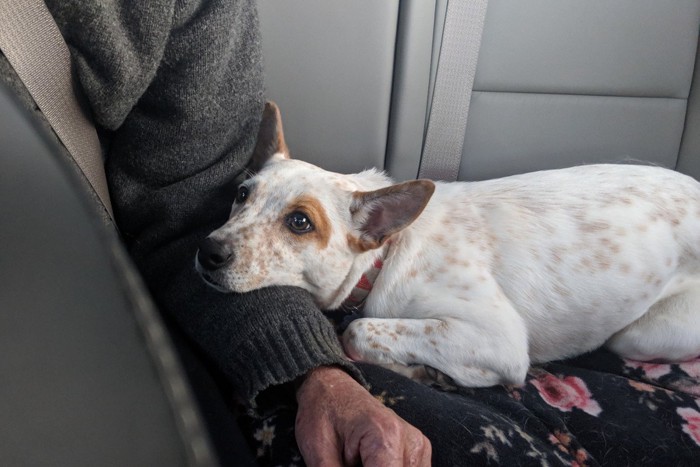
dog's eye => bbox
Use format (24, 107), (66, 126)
(236, 185), (249, 203)
(286, 211), (314, 233)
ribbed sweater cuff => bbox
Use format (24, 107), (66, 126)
(229, 308), (365, 407)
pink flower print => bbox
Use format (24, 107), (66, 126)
(677, 407), (700, 446)
(531, 374), (602, 416)
(625, 360), (672, 379)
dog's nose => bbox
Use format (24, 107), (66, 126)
(197, 237), (233, 271)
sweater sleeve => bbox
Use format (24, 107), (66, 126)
(48, 0), (361, 405)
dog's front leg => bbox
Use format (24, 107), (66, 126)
(341, 300), (529, 388)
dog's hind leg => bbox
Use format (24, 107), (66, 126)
(606, 283), (700, 362)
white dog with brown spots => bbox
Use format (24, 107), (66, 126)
(196, 102), (700, 388)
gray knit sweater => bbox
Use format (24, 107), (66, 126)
(0, 0), (357, 405)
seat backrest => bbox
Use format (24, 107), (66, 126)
(453, 0), (700, 181)
(257, 0), (399, 174)
(259, 0), (700, 182)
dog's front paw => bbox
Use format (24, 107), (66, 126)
(340, 328), (363, 361)
(341, 319), (396, 364)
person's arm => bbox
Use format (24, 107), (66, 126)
(46, 0), (430, 464)
(46, 0), (355, 403)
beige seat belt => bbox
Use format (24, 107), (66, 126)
(419, 0), (489, 181)
(0, 0), (114, 219)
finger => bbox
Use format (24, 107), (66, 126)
(295, 421), (344, 467)
(420, 436), (433, 466)
(359, 444), (403, 467)
(355, 430), (405, 467)
(343, 412), (403, 467)
(405, 433), (432, 466)
(298, 438), (344, 467)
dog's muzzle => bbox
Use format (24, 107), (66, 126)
(197, 237), (234, 271)
(195, 237), (234, 292)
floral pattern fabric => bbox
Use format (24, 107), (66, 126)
(244, 349), (700, 466)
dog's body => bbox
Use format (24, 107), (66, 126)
(197, 103), (700, 387)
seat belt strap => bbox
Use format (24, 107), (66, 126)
(0, 0), (114, 219)
(419, 0), (489, 181)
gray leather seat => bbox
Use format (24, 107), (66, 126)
(258, 0), (700, 181)
(0, 87), (213, 467)
(457, 0), (700, 181)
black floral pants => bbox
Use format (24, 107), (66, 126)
(243, 349), (699, 466)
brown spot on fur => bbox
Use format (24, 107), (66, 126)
(551, 248), (564, 263)
(429, 339), (437, 346)
(580, 220), (611, 233)
(370, 342), (390, 353)
(572, 210), (586, 222)
(553, 284), (570, 297)
(424, 325), (434, 335)
(620, 263), (631, 274)
(407, 352), (416, 360)
(434, 234), (448, 246)
(286, 196), (332, 249)
(599, 238), (621, 254)
(347, 233), (383, 253)
(624, 186), (646, 198)
(593, 251), (611, 271)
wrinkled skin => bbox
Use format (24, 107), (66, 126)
(296, 367), (432, 467)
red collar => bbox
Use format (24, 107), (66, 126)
(340, 239), (392, 313)
(342, 256), (385, 309)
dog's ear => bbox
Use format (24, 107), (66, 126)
(245, 101), (290, 176)
(350, 180), (435, 251)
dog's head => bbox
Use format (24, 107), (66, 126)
(195, 102), (434, 309)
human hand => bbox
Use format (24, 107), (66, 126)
(295, 366), (431, 466)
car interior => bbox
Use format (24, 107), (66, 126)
(2, 0), (699, 465)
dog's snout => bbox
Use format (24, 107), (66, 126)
(197, 237), (233, 271)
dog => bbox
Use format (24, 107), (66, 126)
(196, 101), (700, 388)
